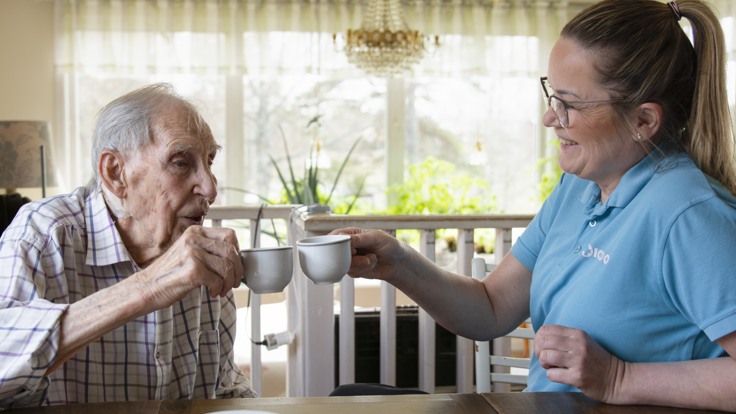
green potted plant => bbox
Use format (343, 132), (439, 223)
(270, 119), (365, 214)
(538, 139), (563, 202)
(381, 156), (497, 266)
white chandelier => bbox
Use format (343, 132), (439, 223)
(334, 0), (438, 77)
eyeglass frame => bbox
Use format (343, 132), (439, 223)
(540, 76), (623, 128)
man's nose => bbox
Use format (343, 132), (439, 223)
(196, 167), (218, 203)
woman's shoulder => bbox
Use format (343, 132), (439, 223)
(653, 153), (736, 208)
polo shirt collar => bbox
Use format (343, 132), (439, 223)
(579, 148), (681, 217)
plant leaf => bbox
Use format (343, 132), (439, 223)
(269, 155), (297, 203)
(344, 175), (367, 214)
(307, 143), (319, 203)
(277, 125), (303, 204)
(324, 136), (362, 206)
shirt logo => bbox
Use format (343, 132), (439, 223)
(581, 243), (610, 264)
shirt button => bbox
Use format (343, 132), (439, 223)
(573, 246), (581, 253)
(155, 351), (161, 359)
(589, 220), (597, 227)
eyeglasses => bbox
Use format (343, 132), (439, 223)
(540, 76), (621, 128)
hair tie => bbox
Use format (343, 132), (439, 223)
(668, 1), (682, 21)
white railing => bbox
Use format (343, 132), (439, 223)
(207, 205), (534, 397)
(206, 204), (297, 396)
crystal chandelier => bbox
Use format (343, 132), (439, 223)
(334, 0), (438, 77)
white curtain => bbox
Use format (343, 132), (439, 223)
(54, 0), (577, 204)
(53, 0), (736, 210)
(55, 0), (574, 76)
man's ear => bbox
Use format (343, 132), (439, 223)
(635, 102), (663, 142)
(98, 150), (127, 198)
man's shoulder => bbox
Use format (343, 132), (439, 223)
(4, 186), (93, 241)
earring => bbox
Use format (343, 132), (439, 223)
(634, 132), (643, 141)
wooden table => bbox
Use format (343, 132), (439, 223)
(10, 393), (489, 414)
(481, 393), (726, 413)
(9, 393), (728, 414)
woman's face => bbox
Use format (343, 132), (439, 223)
(544, 37), (647, 199)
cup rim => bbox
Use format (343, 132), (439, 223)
(296, 234), (350, 246)
(240, 246), (293, 253)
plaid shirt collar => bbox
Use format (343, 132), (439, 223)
(84, 186), (133, 267)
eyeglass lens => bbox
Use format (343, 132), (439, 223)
(542, 78), (569, 128)
(549, 97), (568, 127)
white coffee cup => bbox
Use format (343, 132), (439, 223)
(240, 246), (294, 294)
(296, 234), (351, 285)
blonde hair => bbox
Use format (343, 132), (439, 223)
(562, 0), (736, 194)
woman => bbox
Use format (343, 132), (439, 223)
(336, 0), (736, 410)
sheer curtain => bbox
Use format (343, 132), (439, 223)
(53, 0), (736, 212)
(54, 0), (573, 76)
(53, 0), (575, 214)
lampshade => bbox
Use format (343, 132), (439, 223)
(0, 120), (57, 196)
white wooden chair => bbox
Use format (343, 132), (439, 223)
(472, 257), (534, 393)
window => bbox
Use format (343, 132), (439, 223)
(55, 0), (736, 214)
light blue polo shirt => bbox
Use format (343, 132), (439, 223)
(512, 149), (736, 392)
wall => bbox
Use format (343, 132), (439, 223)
(0, 0), (56, 199)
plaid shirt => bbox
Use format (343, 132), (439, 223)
(0, 185), (256, 408)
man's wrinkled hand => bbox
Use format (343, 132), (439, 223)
(136, 226), (243, 309)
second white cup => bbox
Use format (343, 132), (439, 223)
(297, 234), (351, 285)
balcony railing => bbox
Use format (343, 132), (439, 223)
(207, 205), (534, 397)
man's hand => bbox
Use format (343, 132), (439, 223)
(136, 225), (243, 309)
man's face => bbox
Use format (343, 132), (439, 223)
(120, 103), (219, 260)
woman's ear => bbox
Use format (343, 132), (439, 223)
(98, 150), (126, 198)
(635, 102), (663, 142)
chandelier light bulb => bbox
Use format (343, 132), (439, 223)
(335, 0), (438, 77)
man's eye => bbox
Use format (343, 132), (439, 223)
(172, 159), (189, 168)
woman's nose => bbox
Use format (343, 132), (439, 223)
(542, 106), (559, 128)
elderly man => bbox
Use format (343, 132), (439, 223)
(0, 83), (257, 408)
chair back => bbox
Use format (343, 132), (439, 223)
(472, 257), (534, 393)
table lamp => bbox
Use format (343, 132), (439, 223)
(0, 120), (57, 198)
